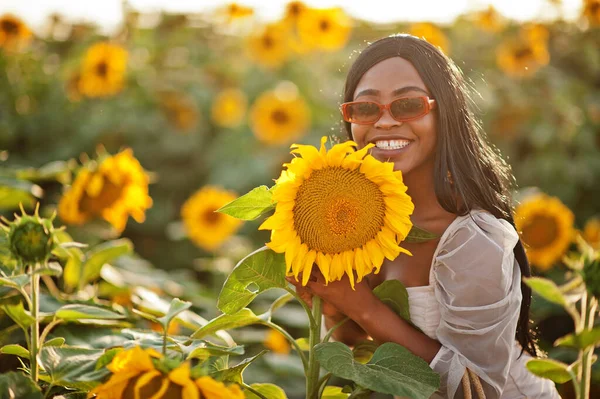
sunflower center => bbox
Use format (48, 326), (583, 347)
(1, 20), (19, 35)
(319, 19), (330, 32)
(262, 35), (274, 49)
(514, 47), (533, 60)
(96, 61), (108, 77)
(79, 175), (125, 216)
(521, 215), (559, 249)
(293, 167), (386, 254)
(271, 109), (289, 124)
(202, 208), (222, 225)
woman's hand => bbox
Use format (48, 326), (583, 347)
(286, 268), (377, 323)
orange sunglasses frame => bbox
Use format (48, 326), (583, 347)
(341, 96), (436, 125)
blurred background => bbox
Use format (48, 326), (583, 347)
(0, 0), (599, 397)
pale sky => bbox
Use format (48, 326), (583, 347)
(0, 0), (584, 33)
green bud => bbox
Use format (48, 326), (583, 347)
(2, 204), (58, 265)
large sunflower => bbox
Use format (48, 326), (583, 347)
(515, 194), (574, 271)
(181, 186), (243, 252)
(250, 89), (310, 145)
(79, 42), (128, 98)
(91, 346), (245, 399)
(259, 137), (414, 288)
(496, 27), (549, 78)
(296, 7), (351, 52)
(211, 88), (247, 128)
(0, 14), (32, 51)
(409, 23), (451, 55)
(58, 149), (152, 232)
(246, 22), (291, 69)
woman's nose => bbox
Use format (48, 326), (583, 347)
(373, 107), (402, 129)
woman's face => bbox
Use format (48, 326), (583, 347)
(350, 57), (437, 176)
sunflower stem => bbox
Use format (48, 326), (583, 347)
(30, 263), (40, 382)
(263, 320), (308, 371)
(242, 383), (269, 399)
(306, 296), (322, 399)
(322, 316), (349, 343)
(579, 295), (596, 399)
(285, 286), (316, 326)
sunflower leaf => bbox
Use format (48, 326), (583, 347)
(218, 246), (287, 314)
(0, 176), (42, 211)
(55, 304), (125, 321)
(0, 372), (43, 399)
(405, 226), (438, 243)
(40, 346), (109, 390)
(523, 277), (568, 307)
(209, 350), (267, 384)
(216, 185), (275, 220)
(2, 301), (35, 332)
(190, 308), (261, 339)
(245, 383), (288, 399)
(186, 341), (245, 361)
(1, 344), (30, 358)
(372, 280), (410, 322)
(315, 342), (439, 398)
(554, 327), (600, 349)
(525, 358), (572, 384)
(80, 239), (133, 288)
(321, 386), (351, 399)
(156, 298), (192, 331)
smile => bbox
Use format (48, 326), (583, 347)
(374, 139), (411, 150)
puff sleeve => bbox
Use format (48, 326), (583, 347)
(429, 212), (522, 399)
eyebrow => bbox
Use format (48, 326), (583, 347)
(354, 86), (429, 99)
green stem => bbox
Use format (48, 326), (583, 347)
(317, 372), (332, 399)
(306, 296), (322, 399)
(579, 296), (597, 399)
(163, 324), (168, 356)
(39, 319), (63, 348)
(263, 320), (308, 372)
(285, 286), (316, 327)
(30, 267), (40, 382)
(568, 367), (581, 399)
(348, 387), (371, 398)
(242, 383), (268, 399)
(322, 316), (349, 343)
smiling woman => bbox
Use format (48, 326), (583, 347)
(290, 35), (563, 399)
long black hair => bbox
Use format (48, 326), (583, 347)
(342, 34), (537, 357)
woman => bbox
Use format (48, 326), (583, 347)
(289, 35), (561, 398)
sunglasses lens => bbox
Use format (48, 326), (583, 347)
(390, 97), (426, 120)
(345, 102), (380, 123)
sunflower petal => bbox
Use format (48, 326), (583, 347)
(330, 253), (344, 281)
(365, 239), (384, 273)
(301, 250), (317, 286)
(292, 243), (309, 281)
(316, 252), (331, 283)
(342, 250), (355, 289)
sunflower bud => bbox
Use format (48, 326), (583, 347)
(581, 255), (600, 299)
(2, 205), (58, 265)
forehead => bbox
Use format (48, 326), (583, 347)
(353, 57), (428, 98)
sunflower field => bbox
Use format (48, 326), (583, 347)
(0, 1), (600, 398)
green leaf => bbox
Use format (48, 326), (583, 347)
(43, 337), (66, 347)
(526, 358), (572, 384)
(33, 262), (63, 277)
(95, 348), (123, 370)
(2, 302), (35, 332)
(191, 308), (261, 339)
(0, 177), (42, 210)
(216, 186), (275, 220)
(186, 341), (245, 361)
(0, 274), (29, 289)
(1, 344), (30, 358)
(315, 342), (439, 398)
(373, 280), (410, 322)
(40, 346), (108, 390)
(405, 226), (438, 243)
(524, 277), (568, 307)
(245, 383), (288, 399)
(352, 340), (379, 364)
(156, 298), (192, 331)
(322, 386), (350, 399)
(218, 247), (286, 314)
(80, 239), (133, 287)
(0, 371), (43, 399)
(270, 292), (294, 314)
(16, 160), (72, 184)
(55, 304), (125, 321)
(555, 327), (600, 349)
(210, 350), (267, 384)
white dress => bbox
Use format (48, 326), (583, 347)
(404, 210), (561, 399)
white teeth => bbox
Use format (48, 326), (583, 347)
(375, 139), (411, 150)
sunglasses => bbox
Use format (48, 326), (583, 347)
(341, 96), (436, 125)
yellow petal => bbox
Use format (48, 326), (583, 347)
(354, 248), (366, 283)
(365, 240), (384, 273)
(329, 253), (344, 281)
(316, 251), (331, 283)
(285, 235), (301, 274)
(301, 250), (317, 286)
(292, 243), (309, 281)
(342, 250), (355, 289)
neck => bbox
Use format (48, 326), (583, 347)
(403, 162), (447, 224)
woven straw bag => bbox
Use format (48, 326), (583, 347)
(462, 368), (486, 399)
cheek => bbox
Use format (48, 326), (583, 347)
(351, 124), (368, 144)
